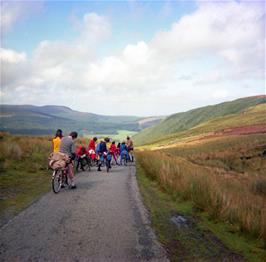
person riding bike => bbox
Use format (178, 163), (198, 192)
(59, 131), (78, 188)
(120, 141), (130, 165)
(88, 137), (97, 151)
(88, 137), (97, 162)
(109, 141), (119, 165)
(105, 137), (111, 150)
(104, 138), (112, 169)
(76, 145), (90, 171)
(96, 140), (107, 171)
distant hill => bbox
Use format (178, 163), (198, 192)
(0, 105), (163, 136)
(134, 95), (266, 146)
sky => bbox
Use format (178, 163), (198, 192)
(1, 0), (265, 116)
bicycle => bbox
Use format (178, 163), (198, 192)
(52, 165), (69, 193)
(76, 154), (91, 172)
(106, 152), (112, 172)
(99, 152), (112, 172)
(120, 151), (129, 166)
(87, 149), (98, 167)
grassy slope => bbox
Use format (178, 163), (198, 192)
(137, 102), (266, 149)
(134, 95), (266, 146)
(135, 130), (266, 261)
(134, 99), (266, 261)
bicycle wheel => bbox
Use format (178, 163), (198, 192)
(52, 170), (62, 193)
(123, 156), (127, 166)
(82, 158), (91, 171)
(87, 158), (92, 171)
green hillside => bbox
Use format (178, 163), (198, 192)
(0, 105), (162, 136)
(134, 95), (266, 146)
(140, 103), (266, 148)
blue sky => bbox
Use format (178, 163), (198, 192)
(3, 1), (197, 55)
(1, 0), (265, 116)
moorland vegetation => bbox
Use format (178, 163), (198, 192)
(135, 97), (266, 260)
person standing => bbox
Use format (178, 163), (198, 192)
(126, 136), (134, 162)
(52, 129), (63, 152)
(59, 131), (78, 189)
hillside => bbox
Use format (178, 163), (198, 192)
(140, 103), (265, 150)
(0, 105), (162, 136)
(134, 95), (266, 146)
(135, 97), (266, 260)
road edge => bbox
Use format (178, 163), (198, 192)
(128, 164), (169, 262)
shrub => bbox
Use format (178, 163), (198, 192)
(251, 179), (266, 196)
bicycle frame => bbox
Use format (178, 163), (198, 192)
(99, 153), (111, 172)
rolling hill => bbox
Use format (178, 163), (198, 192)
(134, 95), (266, 146)
(0, 105), (162, 136)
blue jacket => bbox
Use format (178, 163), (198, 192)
(97, 142), (107, 153)
(120, 144), (128, 154)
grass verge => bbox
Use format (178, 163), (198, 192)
(136, 162), (266, 262)
(0, 134), (51, 226)
(0, 167), (50, 227)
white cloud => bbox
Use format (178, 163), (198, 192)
(32, 41), (73, 68)
(82, 12), (111, 42)
(123, 41), (151, 65)
(152, 1), (264, 65)
(0, 48), (27, 63)
(1, 2), (265, 116)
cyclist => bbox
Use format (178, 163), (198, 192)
(110, 141), (119, 165)
(120, 141), (129, 165)
(96, 140), (107, 171)
(59, 131), (78, 189)
(52, 129), (63, 152)
(105, 137), (111, 149)
(104, 138), (112, 169)
(126, 136), (134, 162)
(88, 137), (97, 151)
(76, 144), (89, 172)
(88, 137), (97, 163)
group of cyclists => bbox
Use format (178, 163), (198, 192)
(51, 129), (134, 189)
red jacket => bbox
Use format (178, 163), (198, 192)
(76, 146), (87, 157)
(110, 144), (117, 154)
(88, 139), (96, 151)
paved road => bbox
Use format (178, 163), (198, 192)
(0, 164), (168, 262)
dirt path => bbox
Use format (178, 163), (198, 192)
(0, 165), (168, 262)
